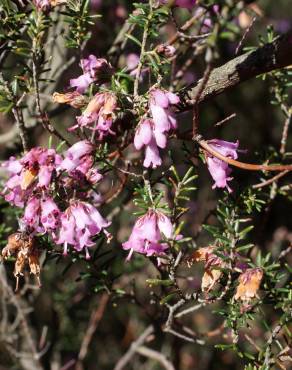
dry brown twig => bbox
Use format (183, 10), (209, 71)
(196, 137), (292, 172)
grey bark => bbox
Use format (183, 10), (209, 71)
(179, 30), (292, 110)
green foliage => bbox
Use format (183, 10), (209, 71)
(168, 166), (197, 220)
(133, 182), (170, 214)
(0, 1), (26, 44)
(129, 2), (169, 37)
(64, 0), (100, 49)
(127, 2), (170, 78)
(0, 82), (13, 113)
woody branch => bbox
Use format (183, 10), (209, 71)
(178, 30), (292, 110)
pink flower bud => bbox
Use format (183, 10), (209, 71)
(156, 44), (176, 58)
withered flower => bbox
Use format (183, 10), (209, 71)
(201, 269), (222, 292)
(238, 4), (263, 29)
(234, 268), (263, 302)
(188, 246), (226, 292)
(50, 0), (67, 5)
(187, 246), (217, 265)
(2, 232), (41, 291)
(52, 91), (87, 109)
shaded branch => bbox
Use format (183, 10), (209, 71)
(114, 325), (154, 370)
(252, 170), (290, 189)
(136, 346), (175, 370)
(0, 265), (43, 370)
(76, 294), (109, 369)
(179, 30), (292, 110)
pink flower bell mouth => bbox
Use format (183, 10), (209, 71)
(205, 139), (240, 192)
(56, 200), (111, 258)
(122, 209), (174, 261)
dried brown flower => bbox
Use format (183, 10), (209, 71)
(201, 268), (222, 292)
(234, 268), (263, 301)
(188, 246), (225, 292)
(187, 246), (216, 265)
(52, 91), (87, 109)
(2, 232), (41, 291)
(238, 4), (263, 29)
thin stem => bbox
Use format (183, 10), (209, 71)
(32, 57), (71, 147)
(214, 113), (236, 127)
(136, 346), (175, 370)
(0, 265), (43, 370)
(278, 243), (292, 260)
(252, 170), (290, 189)
(77, 294), (109, 368)
(235, 16), (257, 55)
(175, 302), (204, 318)
(133, 0), (153, 97)
(114, 325), (154, 370)
(280, 113), (291, 155)
(163, 11), (208, 49)
(108, 13), (136, 64)
(195, 137), (292, 172)
(12, 107), (29, 152)
(0, 72), (29, 152)
(192, 64), (212, 137)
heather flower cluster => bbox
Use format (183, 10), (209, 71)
(3, 24), (244, 274)
(73, 92), (118, 139)
(3, 147), (62, 207)
(53, 55), (117, 140)
(134, 89), (180, 168)
(2, 141), (110, 257)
